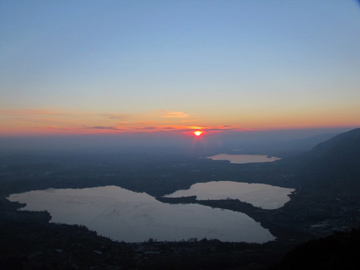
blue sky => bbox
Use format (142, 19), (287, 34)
(1, 0), (360, 135)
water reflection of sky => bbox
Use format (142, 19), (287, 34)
(8, 186), (275, 243)
(165, 181), (294, 209)
(207, 154), (281, 164)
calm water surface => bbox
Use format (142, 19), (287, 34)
(8, 186), (275, 243)
(207, 154), (281, 164)
(165, 181), (294, 209)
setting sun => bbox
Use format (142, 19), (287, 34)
(194, 131), (203, 137)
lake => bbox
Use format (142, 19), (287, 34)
(207, 154), (281, 164)
(8, 186), (275, 243)
(165, 181), (294, 209)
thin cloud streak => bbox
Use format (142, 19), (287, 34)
(83, 126), (123, 131)
(0, 109), (71, 116)
(98, 113), (128, 120)
(161, 110), (189, 118)
(0, 109), (129, 120)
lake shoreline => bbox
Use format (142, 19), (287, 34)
(164, 180), (294, 209)
(206, 154), (281, 164)
(8, 185), (275, 243)
(156, 196), (314, 243)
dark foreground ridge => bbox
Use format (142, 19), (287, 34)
(270, 227), (360, 270)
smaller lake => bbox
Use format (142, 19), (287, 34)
(8, 186), (275, 243)
(165, 181), (294, 209)
(207, 154), (281, 164)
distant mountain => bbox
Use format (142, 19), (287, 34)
(287, 132), (339, 152)
(310, 127), (360, 159)
(302, 127), (360, 186)
(278, 128), (360, 224)
(227, 132), (340, 158)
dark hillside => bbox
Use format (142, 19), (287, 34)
(302, 127), (360, 193)
(276, 128), (360, 226)
(311, 128), (360, 158)
(271, 228), (360, 270)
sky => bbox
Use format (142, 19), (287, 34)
(1, 0), (360, 137)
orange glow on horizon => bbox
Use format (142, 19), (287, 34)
(1, 107), (360, 137)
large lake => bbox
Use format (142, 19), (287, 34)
(8, 186), (275, 243)
(207, 154), (281, 164)
(165, 181), (294, 209)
